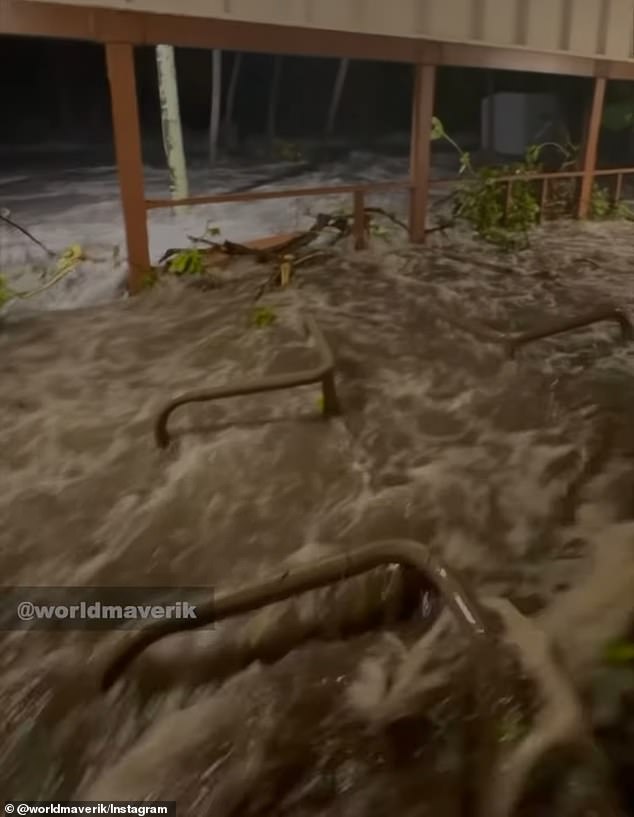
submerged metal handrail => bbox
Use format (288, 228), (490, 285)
(101, 538), (491, 692)
(154, 312), (340, 448)
(505, 306), (633, 358)
(98, 538), (621, 817)
(100, 539), (500, 816)
(436, 305), (632, 358)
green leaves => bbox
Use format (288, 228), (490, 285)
(369, 222), (390, 240)
(430, 116), (446, 141)
(141, 271), (159, 290)
(458, 152), (472, 175)
(604, 640), (634, 665)
(0, 244), (86, 307)
(167, 248), (204, 276)
(590, 184), (612, 219)
(55, 243), (84, 274)
(524, 144), (542, 167)
(251, 306), (276, 328)
(0, 274), (11, 308)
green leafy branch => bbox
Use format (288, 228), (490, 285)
(0, 244), (86, 309)
(430, 117), (631, 249)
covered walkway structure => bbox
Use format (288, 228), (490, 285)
(2, 0), (634, 289)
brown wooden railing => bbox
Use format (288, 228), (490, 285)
(144, 166), (634, 249)
(430, 166), (634, 221)
(145, 179), (412, 250)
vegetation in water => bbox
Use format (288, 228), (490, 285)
(143, 224), (224, 289)
(141, 271), (159, 290)
(0, 274), (11, 308)
(0, 243), (87, 309)
(431, 116), (633, 249)
(251, 306), (277, 327)
(496, 705), (529, 745)
(167, 248), (205, 276)
(603, 639), (634, 665)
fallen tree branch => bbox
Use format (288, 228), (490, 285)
(0, 209), (55, 257)
(363, 206), (409, 233)
(185, 214), (349, 266)
(425, 220), (454, 235)
(11, 266), (76, 300)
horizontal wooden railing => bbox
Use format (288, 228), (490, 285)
(144, 166), (634, 246)
(144, 179), (412, 210)
(145, 179), (412, 249)
(429, 166), (634, 221)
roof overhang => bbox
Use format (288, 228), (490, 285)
(3, 0), (634, 79)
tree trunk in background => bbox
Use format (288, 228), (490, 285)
(267, 55), (283, 147)
(222, 52), (242, 150)
(325, 58), (350, 140)
(155, 44), (189, 199)
(209, 49), (223, 165)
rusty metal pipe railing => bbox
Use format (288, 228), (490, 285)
(154, 313), (340, 448)
(506, 306), (633, 359)
(98, 537), (623, 817)
(434, 304), (632, 359)
(101, 538), (491, 692)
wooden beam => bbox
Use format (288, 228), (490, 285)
(438, 40), (597, 76)
(409, 63), (436, 243)
(4, 0), (634, 79)
(0, 0), (423, 62)
(577, 76), (607, 219)
(105, 42), (150, 292)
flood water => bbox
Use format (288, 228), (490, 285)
(2, 221), (634, 814)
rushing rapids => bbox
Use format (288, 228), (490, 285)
(2, 221), (634, 814)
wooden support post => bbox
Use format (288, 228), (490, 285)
(409, 63), (436, 243)
(504, 180), (514, 222)
(352, 189), (366, 250)
(614, 172), (623, 204)
(105, 42), (150, 293)
(538, 178), (549, 223)
(577, 76), (607, 220)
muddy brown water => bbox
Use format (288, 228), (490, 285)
(1, 221), (634, 813)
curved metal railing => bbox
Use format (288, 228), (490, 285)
(505, 306), (633, 358)
(435, 305), (632, 358)
(98, 539), (621, 817)
(99, 539), (500, 815)
(101, 538), (491, 691)
(154, 312), (340, 448)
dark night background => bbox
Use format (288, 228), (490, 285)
(0, 35), (632, 166)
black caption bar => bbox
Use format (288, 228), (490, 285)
(3, 804), (175, 816)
